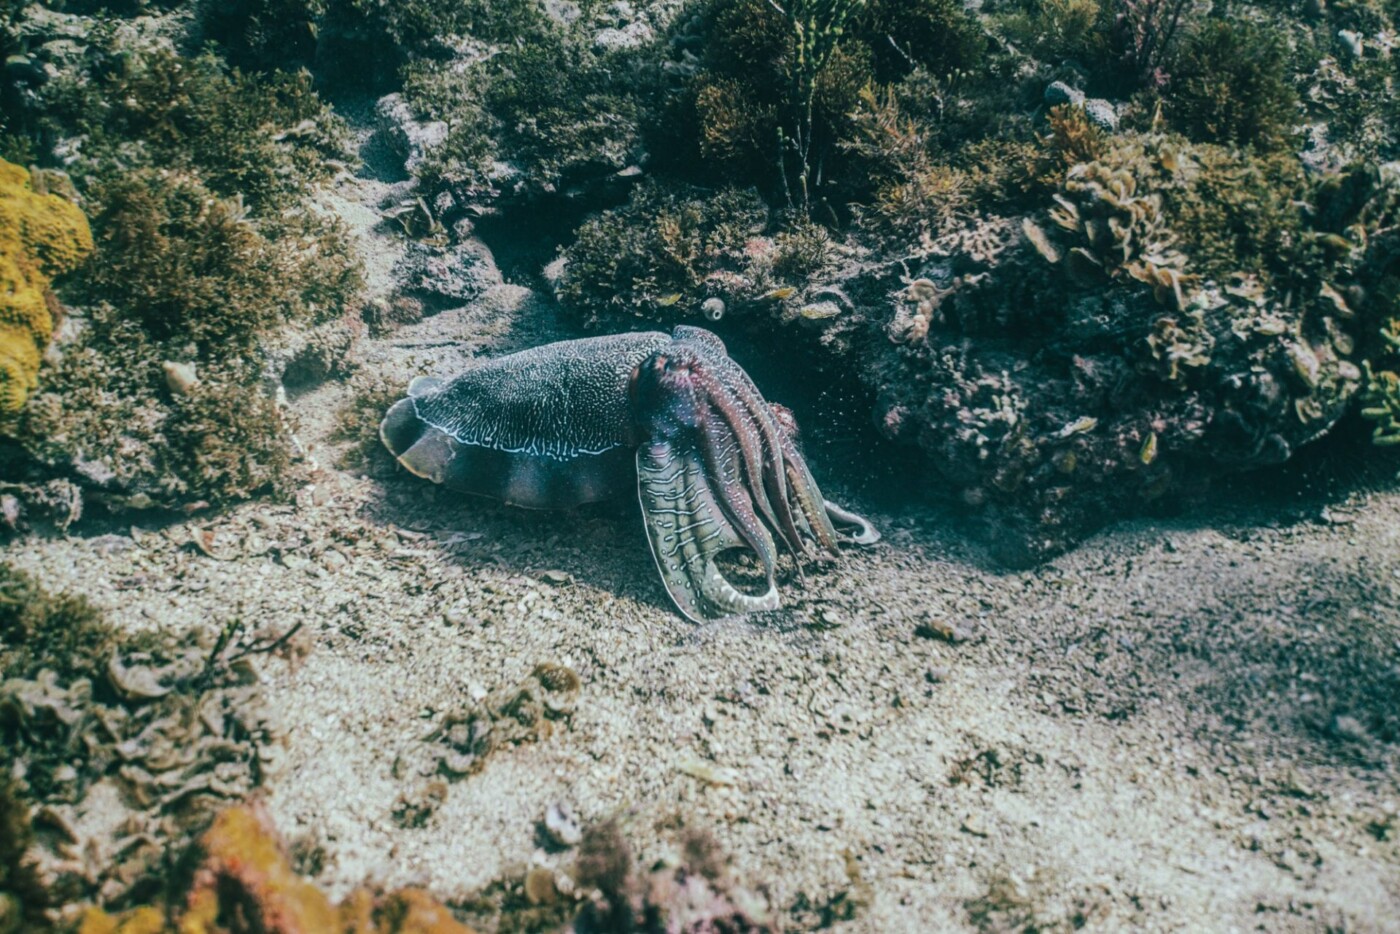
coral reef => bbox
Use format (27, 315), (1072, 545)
(852, 119), (1386, 560)
(1, 0), (1396, 562)
(0, 49), (362, 513)
(386, 2), (649, 210)
(38, 47), (347, 212)
(75, 804), (770, 934)
(557, 183), (773, 324)
(0, 158), (92, 412)
(557, 181), (865, 340)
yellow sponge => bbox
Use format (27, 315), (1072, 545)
(0, 158), (94, 411)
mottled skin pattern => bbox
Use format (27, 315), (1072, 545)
(381, 326), (878, 621)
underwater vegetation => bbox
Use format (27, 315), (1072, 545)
(73, 801), (774, 934)
(537, 0), (1400, 561)
(0, 23), (363, 523)
(568, 821), (773, 933)
(0, 158), (92, 413)
(1, 565), (288, 920)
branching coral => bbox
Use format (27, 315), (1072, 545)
(0, 159), (93, 411)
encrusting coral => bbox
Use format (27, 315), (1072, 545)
(76, 802), (475, 934)
(0, 158), (92, 412)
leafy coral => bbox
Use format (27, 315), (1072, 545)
(0, 159), (93, 411)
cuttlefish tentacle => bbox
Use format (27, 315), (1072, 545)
(637, 438), (779, 622)
(630, 332), (870, 618)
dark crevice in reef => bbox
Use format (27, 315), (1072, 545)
(473, 193), (629, 290)
(1210, 414), (1400, 524)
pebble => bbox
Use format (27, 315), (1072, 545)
(443, 604), (476, 627)
(544, 802), (581, 847)
(961, 813), (990, 838)
(1331, 714), (1369, 743)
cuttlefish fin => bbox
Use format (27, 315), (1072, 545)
(406, 375), (443, 398)
(637, 441), (779, 623)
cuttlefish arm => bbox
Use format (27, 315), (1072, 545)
(631, 327), (878, 621)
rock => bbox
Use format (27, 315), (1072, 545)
(1044, 81), (1085, 107)
(162, 360), (199, 394)
(268, 313), (362, 389)
(393, 240), (497, 306)
(1083, 98), (1119, 131)
(594, 22), (654, 52)
(524, 867), (559, 905)
(545, 802), (582, 847)
(443, 604), (476, 626)
(374, 93), (449, 175)
(543, 0), (582, 25)
(961, 813), (990, 838)
(1331, 714), (1370, 743)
